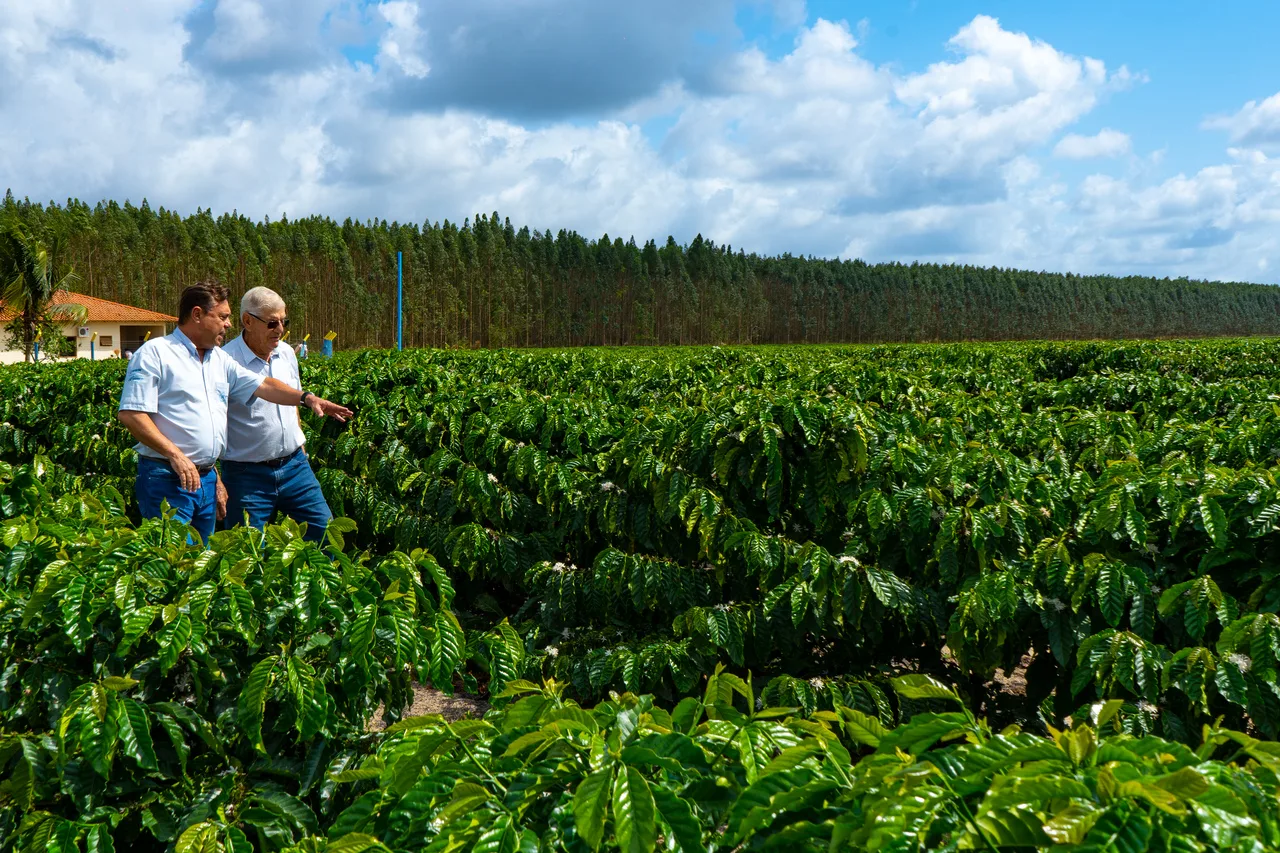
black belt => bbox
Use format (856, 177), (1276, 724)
(228, 447), (303, 469)
(142, 457), (215, 475)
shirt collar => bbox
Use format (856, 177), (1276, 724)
(238, 336), (280, 366)
(170, 327), (201, 359)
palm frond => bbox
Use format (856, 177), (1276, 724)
(46, 301), (88, 326)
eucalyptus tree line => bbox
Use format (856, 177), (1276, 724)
(5, 191), (1279, 349)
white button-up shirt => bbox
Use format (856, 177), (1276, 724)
(118, 328), (267, 467)
(221, 335), (307, 463)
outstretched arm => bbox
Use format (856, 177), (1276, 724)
(252, 377), (353, 422)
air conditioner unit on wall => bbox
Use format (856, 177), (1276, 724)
(78, 327), (90, 337)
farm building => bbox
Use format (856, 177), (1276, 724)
(0, 291), (176, 364)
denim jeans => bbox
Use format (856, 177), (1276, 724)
(135, 457), (219, 543)
(221, 449), (332, 543)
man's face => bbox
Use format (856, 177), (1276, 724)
(190, 300), (233, 348)
(244, 305), (287, 351)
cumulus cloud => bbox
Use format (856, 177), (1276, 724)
(1205, 92), (1280, 149)
(377, 0), (748, 119)
(0, 1), (1277, 283)
(1053, 129), (1131, 159)
(182, 0), (367, 77)
(376, 1), (429, 79)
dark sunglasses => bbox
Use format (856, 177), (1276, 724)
(247, 311), (290, 330)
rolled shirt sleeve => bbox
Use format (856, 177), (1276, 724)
(226, 357), (269, 406)
(119, 344), (161, 413)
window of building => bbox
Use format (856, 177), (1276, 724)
(99, 335), (113, 347)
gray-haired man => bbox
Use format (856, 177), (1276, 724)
(221, 286), (336, 542)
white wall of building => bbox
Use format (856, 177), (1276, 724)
(0, 321), (166, 364)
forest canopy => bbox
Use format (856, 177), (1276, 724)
(5, 190), (1279, 349)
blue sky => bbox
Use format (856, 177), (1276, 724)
(2, 0), (1279, 282)
(823, 1), (1280, 168)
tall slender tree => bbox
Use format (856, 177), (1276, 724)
(0, 217), (85, 361)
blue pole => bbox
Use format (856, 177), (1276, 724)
(90, 339), (95, 361)
(33, 342), (39, 361)
(397, 250), (403, 351)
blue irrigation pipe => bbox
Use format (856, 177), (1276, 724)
(397, 250), (403, 351)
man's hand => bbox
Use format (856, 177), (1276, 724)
(254, 379), (353, 423)
(216, 476), (228, 521)
(307, 396), (353, 423)
(167, 451), (201, 491)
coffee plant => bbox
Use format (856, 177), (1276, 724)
(0, 460), (465, 850)
(7, 339), (1280, 849)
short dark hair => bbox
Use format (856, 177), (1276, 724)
(179, 281), (231, 323)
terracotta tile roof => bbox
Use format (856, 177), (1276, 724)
(0, 291), (177, 324)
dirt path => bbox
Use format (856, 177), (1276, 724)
(368, 682), (490, 731)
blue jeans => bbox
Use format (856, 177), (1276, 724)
(135, 457), (219, 543)
(221, 449), (332, 543)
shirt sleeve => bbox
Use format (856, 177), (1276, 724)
(284, 347), (302, 389)
(118, 344), (161, 413)
(226, 356), (268, 405)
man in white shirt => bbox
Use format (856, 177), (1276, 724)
(118, 281), (352, 543)
(221, 287), (333, 542)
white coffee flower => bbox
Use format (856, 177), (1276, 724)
(487, 473), (499, 484)
(1227, 653), (1252, 673)
(545, 646), (559, 658)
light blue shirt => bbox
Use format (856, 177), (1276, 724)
(222, 336), (307, 463)
(118, 328), (266, 467)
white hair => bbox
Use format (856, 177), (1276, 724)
(240, 286), (286, 319)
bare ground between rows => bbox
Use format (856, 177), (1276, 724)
(368, 683), (490, 731)
(362, 644), (1035, 733)
(366, 658), (1030, 733)
(931, 645), (1029, 697)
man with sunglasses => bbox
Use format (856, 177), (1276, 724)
(119, 281), (352, 544)
(221, 286), (339, 543)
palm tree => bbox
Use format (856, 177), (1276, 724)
(0, 219), (86, 362)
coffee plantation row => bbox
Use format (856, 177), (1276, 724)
(1, 468), (1278, 853)
(6, 340), (1280, 851)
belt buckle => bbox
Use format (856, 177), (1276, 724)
(268, 449), (295, 468)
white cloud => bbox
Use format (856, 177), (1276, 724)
(1053, 129), (1131, 159)
(1205, 91), (1280, 149)
(0, 2), (1276, 284)
(377, 1), (429, 78)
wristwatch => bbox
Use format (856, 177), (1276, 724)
(300, 390), (314, 406)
